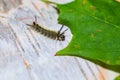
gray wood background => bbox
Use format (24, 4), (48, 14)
(0, 0), (119, 80)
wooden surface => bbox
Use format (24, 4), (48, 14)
(0, 0), (119, 80)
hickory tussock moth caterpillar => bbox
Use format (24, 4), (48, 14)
(26, 16), (68, 41)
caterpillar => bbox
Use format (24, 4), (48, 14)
(26, 16), (68, 41)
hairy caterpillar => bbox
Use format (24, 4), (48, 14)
(26, 16), (68, 41)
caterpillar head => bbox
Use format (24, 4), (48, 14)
(57, 34), (65, 41)
(57, 25), (68, 41)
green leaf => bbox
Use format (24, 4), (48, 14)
(56, 0), (120, 72)
(114, 75), (120, 80)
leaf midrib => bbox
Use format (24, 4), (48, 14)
(89, 14), (120, 29)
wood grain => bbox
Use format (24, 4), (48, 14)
(0, 0), (119, 80)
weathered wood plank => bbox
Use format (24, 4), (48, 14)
(0, 0), (119, 80)
(0, 0), (21, 13)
